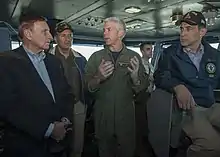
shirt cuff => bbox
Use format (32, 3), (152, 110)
(61, 117), (70, 124)
(44, 123), (54, 138)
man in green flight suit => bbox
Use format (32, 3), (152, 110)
(85, 17), (149, 157)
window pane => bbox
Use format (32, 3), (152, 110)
(71, 45), (103, 60)
(210, 43), (219, 49)
(11, 41), (20, 49)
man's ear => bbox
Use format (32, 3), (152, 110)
(200, 27), (207, 37)
(23, 29), (32, 40)
(118, 30), (125, 39)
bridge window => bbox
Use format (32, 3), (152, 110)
(162, 44), (171, 48)
(71, 44), (103, 60)
(11, 41), (21, 49)
(11, 42), (155, 61)
(210, 43), (219, 49)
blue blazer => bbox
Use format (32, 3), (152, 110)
(0, 46), (74, 157)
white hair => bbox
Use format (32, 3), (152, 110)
(104, 17), (126, 39)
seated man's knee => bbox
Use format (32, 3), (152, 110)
(208, 103), (220, 129)
(187, 148), (220, 157)
(187, 133), (220, 157)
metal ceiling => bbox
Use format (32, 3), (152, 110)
(0, 0), (220, 43)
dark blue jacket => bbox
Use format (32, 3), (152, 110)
(154, 41), (220, 108)
(74, 53), (92, 105)
(49, 46), (92, 106)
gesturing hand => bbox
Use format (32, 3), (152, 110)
(98, 59), (114, 81)
(127, 56), (140, 84)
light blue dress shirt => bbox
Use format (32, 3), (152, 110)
(183, 44), (204, 71)
(23, 46), (55, 137)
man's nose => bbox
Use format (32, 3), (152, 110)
(180, 30), (187, 37)
(103, 30), (108, 36)
(48, 32), (53, 41)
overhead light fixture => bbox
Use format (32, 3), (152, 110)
(170, 7), (183, 26)
(202, 5), (218, 26)
(170, 14), (183, 25)
(207, 17), (215, 26)
(126, 19), (146, 30)
(124, 6), (141, 14)
(126, 23), (141, 29)
(76, 16), (104, 27)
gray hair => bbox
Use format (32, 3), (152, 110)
(104, 17), (126, 39)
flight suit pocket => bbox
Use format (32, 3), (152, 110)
(117, 61), (130, 75)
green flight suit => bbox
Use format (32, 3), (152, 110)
(85, 45), (149, 157)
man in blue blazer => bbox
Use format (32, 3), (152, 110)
(0, 13), (74, 157)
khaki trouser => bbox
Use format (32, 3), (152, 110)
(71, 101), (87, 157)
(182, 103), (220, 157)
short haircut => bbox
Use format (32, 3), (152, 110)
(198, 24), (206, 30)
(104, 17), (126, 38)
(140, 42), (152, 51)
(18, 12), (47, 39)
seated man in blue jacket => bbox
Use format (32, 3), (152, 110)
(154, 11), (220, 157)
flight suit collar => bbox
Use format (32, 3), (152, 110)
(104, 43), (131, 67)
(105, 43), (127, 54)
